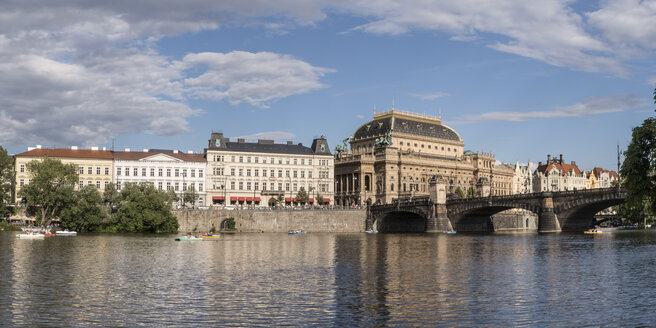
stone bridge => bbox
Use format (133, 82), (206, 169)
(368, 187), (625, 233)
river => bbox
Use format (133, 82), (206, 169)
(2, 230), (656, 327)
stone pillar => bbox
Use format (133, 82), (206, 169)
(427, 174), (452, 232)
(538, 193), (561, 232)
(476, 178), (490, 198)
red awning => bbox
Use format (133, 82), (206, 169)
(238, 197), (245, 201)
(230, 197), (237, 201)
(323, 198), (331, 203)
(246, 197), (253, 201)
(309, 198), (314, 202)
(285, 198), (291, 202)
(292, 198), (296, 202)
(212, 196), (224, 200)
(254, 197), (261, 202)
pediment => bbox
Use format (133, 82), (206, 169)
(140, 153), (183, 162)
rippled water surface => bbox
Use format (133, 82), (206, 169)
(3, 230), (656, 327)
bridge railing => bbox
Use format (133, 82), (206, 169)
(446, 186), (622, 204)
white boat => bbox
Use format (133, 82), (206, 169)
(56, 230), (77, 236)
(16, 233), (45, 239)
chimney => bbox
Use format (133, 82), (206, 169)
(298, 143), (303, 146)
(571, 161), (576, 166)
(91, 146), (99, 151)
(36, 145), (42, 149)
(559, 154), (563, 163)
(143, 149), (148, 152)
(71, 146), (78, 150)
(187, 150), (193, 154)
(237, 138), (245, 143)
(287, 141), (293, 145)
(125, 148), (130, 152)
(173, 150), (179, 153)
(102, 147), (106, 151)
(547, 155), (551, 164)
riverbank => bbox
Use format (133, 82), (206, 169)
(173, 208), (367, 233)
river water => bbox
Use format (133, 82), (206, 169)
(2, 230), (656, 327)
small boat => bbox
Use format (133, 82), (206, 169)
(365, 230), (378, 234)
(175, 236), (203, 241)
(43, 233), (56, 237)
(16, 233), (45, 239)
(56, 230), (77, 236)
(288, 230), (307, 234)
(444, 231), (457, 234)
(584, 229), (603, 234)
(199, 234), (220, 239)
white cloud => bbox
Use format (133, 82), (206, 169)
(587, 0), (656, 57)
(181, 51), (334, 108)
(465, 94), (646, 122)
(648, 76), (656, 86)
(411, 92), (449, 100)
(235, 131), (297, 142)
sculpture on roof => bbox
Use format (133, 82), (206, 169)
(335, 137), (350, 154)
(375, 129), (393, 147)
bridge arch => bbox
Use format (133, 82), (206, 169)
(555, 198), (625, 231)
(449, 204), (539, 232)
(376, 210), (428, 233)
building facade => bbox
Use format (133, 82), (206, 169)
(334, 110), (514, 206)
(512, 161), (533, 194)
(590, 167), (619, 189)
(113, 149), (207, 205)
(533, 154), (587, 192)
(14, 146), (114, 200)
(205, 133), (334, 207)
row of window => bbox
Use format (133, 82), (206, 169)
(210, 154), (330, 166)
(116, 167), (204, 178)
(212, 168), (332, 179)
(115, 181), (204, 192)
(212, 181), (330, 193)
(78, 166), (111, 175)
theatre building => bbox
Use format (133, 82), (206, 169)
(334, 110), (514, 206)
(205, 132), (334, 207)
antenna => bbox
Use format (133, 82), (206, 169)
(392, 98), (395, 110)
(617, 140), (620, 174)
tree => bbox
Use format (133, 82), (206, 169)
(183, 186), (198, 207)
(466, 187), (477, 199)
(316, 192), (324, 205)
(455, 186), (466, 199)
(165, 188), (180, 206)
(296, 187), (309, 204)
(103, 182), (119, 213)
(621, 88), (656, 215)
(110, 183), (179, 233)
(19, 157), (78, 226)
(61, 186), (106, 232)
(276, 194), (284, 206)
(0, 146), (14, 215)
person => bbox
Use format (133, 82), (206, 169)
(186, 232), (193, 239)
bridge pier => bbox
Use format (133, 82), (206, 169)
(538, 193), (561, 233)
(426, 204), (453, 232)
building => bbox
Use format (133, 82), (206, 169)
(205, 132), (334, 207)
(14, 145), (114, 200)
(334, 110), (514, 205)
(533, 154), (586, 192)
(585, 171), (598, 189)
(512, 161), (533, 194)
(112, 149), (207, 205)
(589, 167), (619, 189)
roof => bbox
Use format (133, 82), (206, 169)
(536, 162), (582, 176)
(16, 148), (114, 159)
(352, 110), (461, 142)
(223, 142), (314, 155)
(592, 167), (619, 179)
(113, 151), (206, 162)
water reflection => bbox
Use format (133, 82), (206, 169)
(3, 230), (656, 326)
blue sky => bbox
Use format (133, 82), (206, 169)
(1, 1), (655, 171)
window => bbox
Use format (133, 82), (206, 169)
(286, 158), (290, 164)
(190, 169), (195, 178)
(174, 182), (179, 191)
(79, 166), (84, 174)
(133, 168), (138, 176)
(247, 182), (251, 190)
(239, 182), (243, 190)
(150, 168), (155, 177)
(20, 164), (25, 173)
(271, 169), (275, 177)
(183, 183), (187, 191)
(231, 168), (235, 176)
(159, 168), (163, 177)
(231, 181), (235, 190)
(198, 183), (203, 192)
(239, 156), (243, 163)
(254, 169), (259, 177)
(278, 170), (282, 178)
(278, 158), (282, 164)
(278, 183), (282, 191)
(88, 181), (93, 186)
(293, 183), (297, 191)
(105, 181), (109, 188)
(117, 182), (121, 190)
(293, 171), (297, 178)
(182, 169), (187, 177)
(105, 167), (109, 175)
(239, 168), (243, 176)
(255, 157), (259, 163)
(246, 169), (251, 177)
(78, 181), (83, 189)
(158, 182), (163, 190)
(247, 157), (251, 163)
(96, 181), (100, 189)
(286, 170), (290, 178)
(293, 159), (297, 165)
(117, 168), (122, 176)
(301, 159), (305, 165)
(97, 167), (101, 175)
(166, 182), (171, 190)
(175, 169), (179, 177)
(255, 182), (259, 190)
(231, 156), (235, 162)
(88, 167), (93, 174)
(262, 169), (267, 177)
(308, 171), (313, 178)
(167, 168), (171, 177)
(199, 170), (203, 178)
(301, 171), (305, 178)
(309, 159), (312, 165)
(285, 183), (290, 191)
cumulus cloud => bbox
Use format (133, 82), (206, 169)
(235, 131), (297, 142)
(465, 94), (646, 122)
(0, 1), (333, 146)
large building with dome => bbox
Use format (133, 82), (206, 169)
(334, 110), (514, 206)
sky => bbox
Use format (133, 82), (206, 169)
(1, 0), (656, 172)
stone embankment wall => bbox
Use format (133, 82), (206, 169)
(491, 209), (538, 232)
(174, 209), (367, 233)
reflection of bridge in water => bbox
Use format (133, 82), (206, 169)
(368, 187), (625, 233)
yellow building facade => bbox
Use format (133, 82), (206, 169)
(334, 110), (513, 206)
(14, 146), (114, 200)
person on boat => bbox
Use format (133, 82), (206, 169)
(186, 232), (193, 239)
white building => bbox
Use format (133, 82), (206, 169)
(512, 161), (533, 194)
(591, 167), (619, 189)
(533, 154), (586, 192)
(113, 149), (207, 205)
(205, 132), (334, 207)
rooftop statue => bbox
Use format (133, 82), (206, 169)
(375, 129), (393, 147)
(335, 137), (349, 154)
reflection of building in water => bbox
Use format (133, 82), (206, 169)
(334, 110), (513, 206)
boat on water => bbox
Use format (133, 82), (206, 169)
(175, 236), (203, 241)
(16, 233), (45, 239)
(288, 230), (307, 234)
(56, 230), (77, 236)
(199, 234), (220, 239)
(445, 231), (457, 234)
(584, 229), (603, 234)
(365, 230), (378, 234)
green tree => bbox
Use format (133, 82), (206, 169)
(0, 146), (14, 215)
(466, 187), (477, 198)
(316, 192), (324, 205)
(19, 157), (78, 226)
(296, 187), (309, 204)
(183, 186), (198, 207)
(455, 186), (465, 199)
(276, 194), (284, 206)
(103, 182), (119, 213)
(165, 188), (180, 206)
(61, 186), (106, 232)
(110, 183), (179, 233)
(621, 88), (656, 215)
